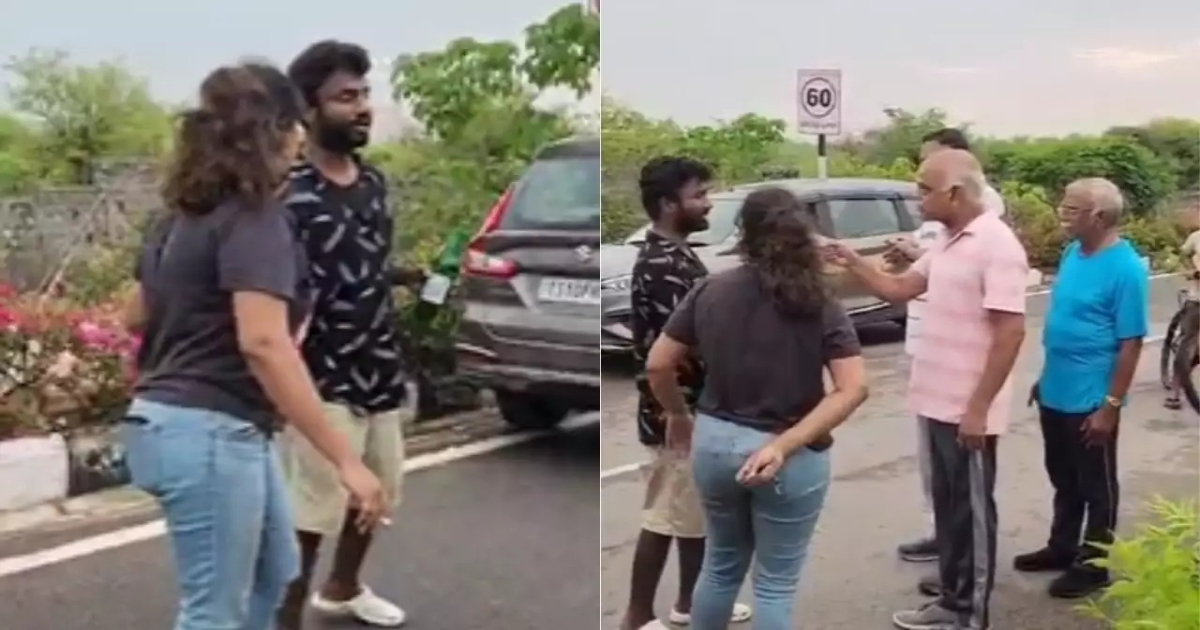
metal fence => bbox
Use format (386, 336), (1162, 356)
(0, 179), (157, 290)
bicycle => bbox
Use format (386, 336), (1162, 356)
(1161, 279), (1199, 414)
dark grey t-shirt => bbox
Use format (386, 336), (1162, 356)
(133, 200), (309, 431)
(662, 265), (862, 433)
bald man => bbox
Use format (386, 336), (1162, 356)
(1016, 178), (1149, 600)
(892, 129), (1008, 567)
(824, 150), (1028, 630)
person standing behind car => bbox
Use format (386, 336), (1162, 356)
(645, 186), (868, 630)
(121, 61), (384, 630)
(889, 127), (1008, 570)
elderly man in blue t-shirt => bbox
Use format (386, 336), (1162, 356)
(1018, 177), (1149, 600)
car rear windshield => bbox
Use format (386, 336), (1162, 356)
(501, 155), (600, 230)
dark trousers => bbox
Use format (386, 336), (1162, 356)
(1038, 405), (1120, 564)
(926, 417), (998, 630)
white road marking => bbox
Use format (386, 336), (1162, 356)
(0, 411), (600, 579)
(600, 462), (643, 480)
(1028, 271), (1174, 297)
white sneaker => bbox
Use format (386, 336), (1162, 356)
(311, 585), (407, 627)
(669, 602), (753, 625)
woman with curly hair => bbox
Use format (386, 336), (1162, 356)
(120, 61), (384, 630)
(645, 186), (869, 630)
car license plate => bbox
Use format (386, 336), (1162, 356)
(537, 278), (601, 305)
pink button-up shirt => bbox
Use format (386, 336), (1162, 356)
(908, 211), (1029, 434)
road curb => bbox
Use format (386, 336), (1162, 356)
(0, 406), (510, 539)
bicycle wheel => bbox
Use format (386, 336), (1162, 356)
(1161, 308), (1184, 390)
(1176, 337), (1199, 415)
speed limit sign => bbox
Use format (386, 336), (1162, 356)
(796, 69), (842, 135)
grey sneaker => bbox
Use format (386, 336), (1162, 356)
(917, 573), (941, 597)
(892, 602), (960, 630)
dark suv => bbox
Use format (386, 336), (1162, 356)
(455, 137), (600, 429)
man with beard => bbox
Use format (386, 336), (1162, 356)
(1018, 178), (1148, 599)
(621, 156), (751, 630)
(276, 41), (423, 629)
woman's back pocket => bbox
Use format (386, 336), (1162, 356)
(119, 417), (163, 497)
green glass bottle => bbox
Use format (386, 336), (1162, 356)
(419, 229), (469, 306)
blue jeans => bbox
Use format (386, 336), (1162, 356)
(689, 413), (830, 630)
(121, 399), (299, 630)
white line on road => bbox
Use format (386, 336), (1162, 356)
(1028, 272), (1174, 297)
(600, 462), (643, 480)
(0, 412), (600, 579)
(597, 333), (1169, 482)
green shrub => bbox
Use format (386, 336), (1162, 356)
(1001, 181), (1067, 271)
(1077, 497), (1200, 630)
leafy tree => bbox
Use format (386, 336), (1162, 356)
(599, 99), (790, 241)
(837, 107), (955, 166)
(390, 3), (598, 157)
(1106, 118), (1200, 192)
(3, 49), (171, 185)
(0, 113), (38, 193)
(986, 136), (1176, 215)
(382, 6), (596, 254)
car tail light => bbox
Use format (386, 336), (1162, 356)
(463, 187), (519, 279)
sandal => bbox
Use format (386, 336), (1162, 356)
(1165, 397), (1183, 410)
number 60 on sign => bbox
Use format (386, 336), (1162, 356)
(795, 69), (842, 136)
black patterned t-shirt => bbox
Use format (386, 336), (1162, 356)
(285, 162), (408, 416)
(630, 230), (708, 446)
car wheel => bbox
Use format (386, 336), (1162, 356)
(495, 391), (571, 430)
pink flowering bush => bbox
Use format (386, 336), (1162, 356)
(0, 285), (139, 440)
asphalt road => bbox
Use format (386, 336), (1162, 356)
(600, 276), (1199, 630)
(0, 420), (599, 630)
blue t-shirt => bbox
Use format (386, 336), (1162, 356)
(1039, 239), (1149, 413)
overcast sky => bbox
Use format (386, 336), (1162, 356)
(601, 0), (1200, 138)
(1, 0), (595, 136)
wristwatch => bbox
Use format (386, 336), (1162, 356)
(1103, 394), (1121, 409)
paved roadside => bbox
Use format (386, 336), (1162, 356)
(0, 417), (600, 630)
(600, 276), (1197, 630)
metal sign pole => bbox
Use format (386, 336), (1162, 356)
(817, 134), (828, 180)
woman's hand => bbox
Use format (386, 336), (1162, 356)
(737, 443), (785, 486)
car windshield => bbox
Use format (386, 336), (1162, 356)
(624, 197), (742, 246)
(501, 155), (600, 229)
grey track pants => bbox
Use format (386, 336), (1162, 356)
(917, 415), (934, 529)
(925, 416), (998, 630)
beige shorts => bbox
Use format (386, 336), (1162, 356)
(641, 448), (705, 539)
(278, 402), (410, 535)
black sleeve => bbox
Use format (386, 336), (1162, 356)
(216, 206), (297, 300)
(821, 300), (862, 361)
(662, 280), (706, 346)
